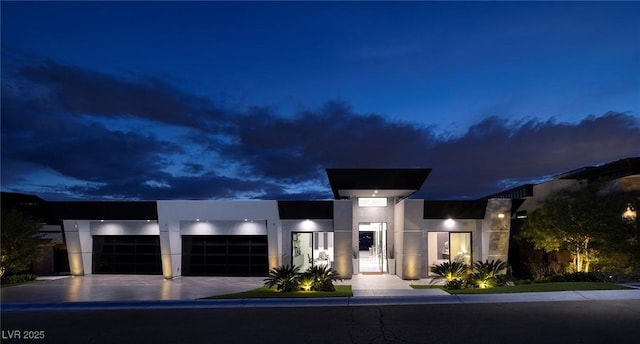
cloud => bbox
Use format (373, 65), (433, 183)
(223, 102), (435, 182)
(419, 113), (640, 198)
(13, 58), (226, 131)
(2, 56), (639, 201)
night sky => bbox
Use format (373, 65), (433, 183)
(2, 1), (639, 201)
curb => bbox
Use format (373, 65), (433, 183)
(3, 289), (640, 312)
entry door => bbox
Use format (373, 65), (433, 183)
(358, 223), (387, 273)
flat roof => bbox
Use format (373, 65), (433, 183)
(326, 168), (431, 200)
(423, 200), (488, 219)
(277, 200), (334, 219)
(558, 157), (640, 182)
(46, 201), (159, 220)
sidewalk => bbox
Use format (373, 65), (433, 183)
(2, 274), (640, 312)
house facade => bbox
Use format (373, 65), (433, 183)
(38, 168), (516, 280)
(6, 158), (636, 280)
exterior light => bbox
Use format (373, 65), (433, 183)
(301, 282), (312, 292)
(196, 219), (200, 222)
(444, 218), (455, 228)
(622, 204), (636, 222)
(498, 213), (505, 219)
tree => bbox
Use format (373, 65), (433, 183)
(1, 209), (43, 276)
(520, 184), (640, 274)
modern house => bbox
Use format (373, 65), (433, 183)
(486, 157), (640, 276)
(3, 158), (637, 280)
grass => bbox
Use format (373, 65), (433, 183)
(410, 282), (633, 294)
(202, 285), (353, 299)
(0, 279), (42, 288)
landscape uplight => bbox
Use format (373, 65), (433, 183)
(622, 203), (636, 222)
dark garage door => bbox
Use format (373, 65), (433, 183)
(92, 235), (162, 275)
(182, 235), (268, 276)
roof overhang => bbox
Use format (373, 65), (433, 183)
(326, 168), (432, 200)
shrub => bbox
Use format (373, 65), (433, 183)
(298, 273), (315, 291)
(445, 279), (466, 290)
(1, 273), (37, 285)
(264, 264), (301, 292)
(430, 261), (468, 285)
(264, 264), (343, 292)
(470, 259), (508, 288)
(306, 265), (342, 292)
(549, 272), (598, 282)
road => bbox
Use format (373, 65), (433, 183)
(2, 300), (640, 343)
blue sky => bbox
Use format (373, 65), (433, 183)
(2, 1), (639, 200)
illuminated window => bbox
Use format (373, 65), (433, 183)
(358, 197), (387, 207)
(428, 232), (472, 274)
(291, 232), (334, 271)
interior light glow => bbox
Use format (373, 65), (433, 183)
(358, 197), (387, 207)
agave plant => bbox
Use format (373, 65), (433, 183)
(306, 264), (342, 292)
(429, 261), (468, 285)
(471, 259), (508, 288)
(264, 264), (301, 292)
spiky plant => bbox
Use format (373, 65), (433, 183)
(471, 259), (508, 288)
(298, 273), (315, 292)
(306, 264), (342, 292)
(429, 261), (468, 285)
(264, 264), (301, 292)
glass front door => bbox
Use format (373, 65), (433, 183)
(358, 223), (387, 273)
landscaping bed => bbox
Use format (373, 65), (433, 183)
(411, 282), (633, 294)
(202, 285), (353, 299)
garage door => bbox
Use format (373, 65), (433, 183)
(92, 235), (162, 275)
(182, 235), (268, 276)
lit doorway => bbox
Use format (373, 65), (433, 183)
(358, 223), (387, 273)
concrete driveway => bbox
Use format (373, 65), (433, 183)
(0, 275), (265, 303)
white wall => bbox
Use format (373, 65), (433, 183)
(400, 199), (424, 279)
(156, 200), (280, 278)
(64, 220), (159, 276)
(333, 200), (353, 278)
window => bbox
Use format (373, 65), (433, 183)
(291, 232), (334, 270)
(428, 232), (472, 274)
(358, 197), (387, 207)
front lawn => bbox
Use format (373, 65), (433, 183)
(411, 282), (633, 294)
(202, 285), (353, 299)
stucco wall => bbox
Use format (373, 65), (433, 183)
(333, 200), (353, 278)
(156, 200), (280, 278)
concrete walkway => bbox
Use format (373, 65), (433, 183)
(2, 274), (640, 311)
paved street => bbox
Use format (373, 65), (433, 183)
(3, 300), (640, 344)
(2, 275), (640, 343)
